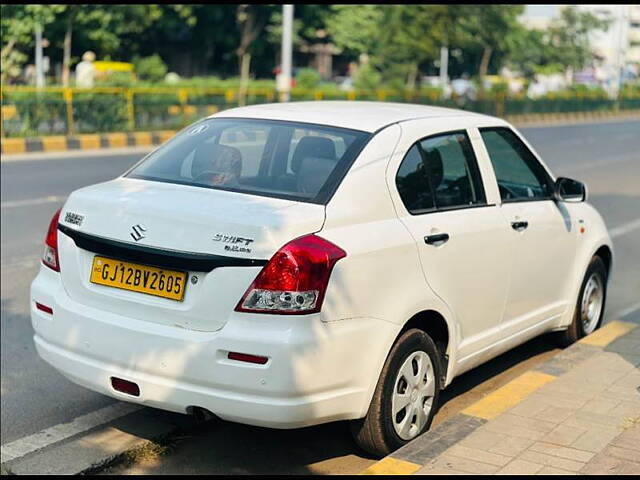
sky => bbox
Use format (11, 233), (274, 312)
(523, 4), (628, 20)
(523, 5), (560, 18)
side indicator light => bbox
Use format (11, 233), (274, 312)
(227, 352), (269, 365)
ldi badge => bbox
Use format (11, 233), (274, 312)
(64, 212), (84, 226)
(213, 233), (254, 253)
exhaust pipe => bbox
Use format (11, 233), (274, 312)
(188, 406), (217, 423)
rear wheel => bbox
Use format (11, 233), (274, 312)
(557, 256), (607, 347)
(350, 329), (441, 457)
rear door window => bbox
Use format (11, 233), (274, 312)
(396, 131), (486, 214)
(127, 119), (371, 204)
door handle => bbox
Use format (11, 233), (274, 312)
(511, 221), (529, 231)
(424, 233), (450, 245)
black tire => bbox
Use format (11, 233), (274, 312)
(557, 256), (608, 347)
(350, 328), (442, 458)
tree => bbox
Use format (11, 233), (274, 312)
(546, 6), (611, 72)
(55, 6), (164, 86)
(327, 5), (437, 89)
(265, 5), (331, 69)
(235, 5), (275, 105)
(504, 25), (551, 81)
(327, 5), (476, 90)
(266, 5), (331, 50)
(1, 5), (62, 83)
(374, 5), (436, 89)
(3, 5), (169, 86)
(506, 6), (611, 81)
(326, 5), (382, 58)
(124, 5), (232, 77)
(458, 5), (525, 86)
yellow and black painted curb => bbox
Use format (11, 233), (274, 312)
(360, 320), (638, 475)
(0, 131), (177, 156)
(506, 108), (640, 126)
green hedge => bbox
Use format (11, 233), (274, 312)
(2, 88), (638, 137)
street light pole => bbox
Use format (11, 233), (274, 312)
(279, 4), (294, 102)
(614, 6), (628, 104)
(35, 23), (45, 89)
(439, 46), (449, 90)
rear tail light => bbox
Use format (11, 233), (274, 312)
(235, 234), (346, 314)
(42, 209), (61, 272)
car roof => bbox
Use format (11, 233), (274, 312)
(211, 101), (497, 133)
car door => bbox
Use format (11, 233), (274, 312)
(477, 127), (577, 337)
(388, 124), (514, 367)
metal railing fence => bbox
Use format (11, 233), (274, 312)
(2, 86), (639, 137)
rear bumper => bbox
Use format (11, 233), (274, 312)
(30, 265), (396, 429)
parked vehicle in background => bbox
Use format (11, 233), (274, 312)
(31, 101), (612, 456)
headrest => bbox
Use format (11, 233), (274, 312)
(296, 156), (337, 195)
(423, 147), (444, 189)
(291, 137), (336, 173)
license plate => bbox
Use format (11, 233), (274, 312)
(90, 256), (187, 301)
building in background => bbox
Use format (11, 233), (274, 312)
(519, 4), (557, 31)
(630, 5), (640, 65)
(520, 4), (639, 95)
(577, 5), (639, 94)
(518, 5), (570, 97)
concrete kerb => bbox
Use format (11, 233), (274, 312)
(506, 109), (640, 127)
(0, 130), (176, 156)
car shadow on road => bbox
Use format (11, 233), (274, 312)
(104, 415), (376, 475)
(104, 333), (565, 476)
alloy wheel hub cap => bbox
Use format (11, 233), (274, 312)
(391, 350), (435, 441)
(581, 273), (603, 334)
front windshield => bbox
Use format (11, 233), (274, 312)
(126, 118), (371, 204)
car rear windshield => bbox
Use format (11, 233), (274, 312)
(126, 118), (371, 204)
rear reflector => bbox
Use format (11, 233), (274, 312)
(111, 377), (140, 396)
(227, 352), (269, 365)
(35, 302), (53, 315)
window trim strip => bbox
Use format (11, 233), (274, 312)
(408, 202), (497, 217)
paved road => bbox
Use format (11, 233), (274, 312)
(1, 121), (639, 473)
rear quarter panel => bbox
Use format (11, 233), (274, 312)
(319, 123), (461, 403)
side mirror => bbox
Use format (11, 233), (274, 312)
(554, 177), (586, 203)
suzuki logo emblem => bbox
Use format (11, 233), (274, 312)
(130, 224), (147, 242)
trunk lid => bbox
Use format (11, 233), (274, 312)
(57, 177), (325, 331)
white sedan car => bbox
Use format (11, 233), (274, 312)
(31, 102), (612, 456)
